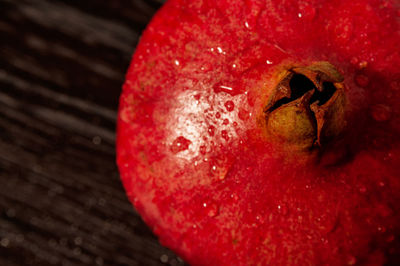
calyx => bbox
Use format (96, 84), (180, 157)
(264, 62), (347, 152)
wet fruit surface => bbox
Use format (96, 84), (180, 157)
(117, 0), (400, 265)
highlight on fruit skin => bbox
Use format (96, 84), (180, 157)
(117, 0), (400, 265)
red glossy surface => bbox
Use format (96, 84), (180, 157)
(117, 0), (400, 264)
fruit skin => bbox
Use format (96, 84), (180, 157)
(117, 0), (400, 265)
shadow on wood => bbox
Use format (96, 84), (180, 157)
(0, 0), (185, 265)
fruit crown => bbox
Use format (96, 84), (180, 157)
(264, 61), (346, 153)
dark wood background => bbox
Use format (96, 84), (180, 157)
(0, 0), (186, 265)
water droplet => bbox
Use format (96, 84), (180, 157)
(244, 21), (250, 28)
(1, 238), (9, 247)
(359, 61), (368, 69)
(92, 136), (102, 145)
(74, 237), (82, 245)
(355, 74), (369, 87)
(277, 204), (289, 216)
(390, 80), (399, 91)
(202, 201), (219, 217)
(321, 237), (329, 244)
(6, 209), (16, 217)
(208, 125), (216, 136)
(224, 101), (235, 112)
(377, 226), (386, 233)
(73, 247), (81, 255)
(95, 257), (104, 266)
(132, 197), (139, 205)
(266, 60), (273, 64)
(170, 136), (191, 154)
(174, 60), (180, 66)
(207, 206), (218, 217)
(16, 235), (24, 243)
(371, 104), (391, 122)
(213, 82), (241, 96)
(298, 13), (302, 18)
(350, 57), (358, 65)
(160, 254), (169, 263)
(199, 145), (207, 155)
(169, 258), (179, 266)
(255, 215), (266, 224)
(209, 156), (232, 180)
(376, 203), (393, 217)
(58, 238), (68, 247)
(230, 193), (239, 201)
(120, 107), (132, 123)
(386, 235), (395, 242)
(98, 198), (106, 206)
(218, 85), (232, 92)
(347, 255), (357, 265)
(378, 181), (385, 187)
(223, 119), (229, 125)
(238, 108), (250, 121)
(221, 130), (229, 141)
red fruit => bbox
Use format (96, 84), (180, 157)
(117, 0), (400, 265)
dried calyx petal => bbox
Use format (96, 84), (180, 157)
(264, 61), (346, 153)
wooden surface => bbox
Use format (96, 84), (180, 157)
(0, 0), (186, 265)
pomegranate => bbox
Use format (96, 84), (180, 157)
(117, 0), (400, 264)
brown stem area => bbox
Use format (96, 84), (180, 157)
(264, 62), (346, 152)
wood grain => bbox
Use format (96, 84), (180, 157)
(0, 0), (186, 265)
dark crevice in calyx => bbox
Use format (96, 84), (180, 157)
(311, 82), (337, 106)
(268, 74), (337, 113)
